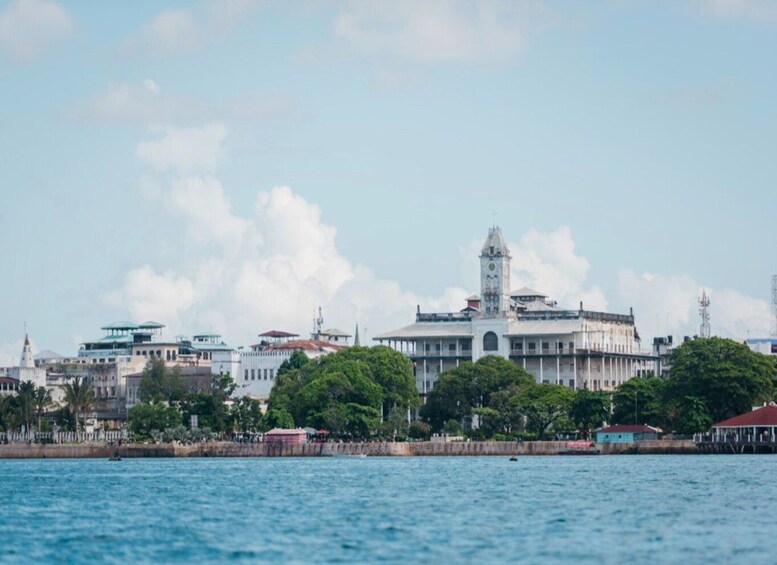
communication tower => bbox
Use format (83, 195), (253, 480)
(771, 275), (777, 337)
(699, 290), (711, 338)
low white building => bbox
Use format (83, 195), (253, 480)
(375, 227), (656, 394)
(2, 335), (47, 390)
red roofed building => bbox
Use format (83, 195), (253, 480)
(712, 404), (777, 438)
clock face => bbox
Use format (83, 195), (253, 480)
(488, 262), (496, 272)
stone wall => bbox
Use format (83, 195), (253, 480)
(0, 439), (698, 459)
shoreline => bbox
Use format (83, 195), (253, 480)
(0, 439), (698, 459)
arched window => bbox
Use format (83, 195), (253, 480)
(483, 331), (498, 352)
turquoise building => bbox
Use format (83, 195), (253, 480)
(596, 424), (659, 444)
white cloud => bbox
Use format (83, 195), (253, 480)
(136, 123), (226, 173)
(696, 0), (777, 24)
(120, 1), (261, 60)
(0, 0), (74, 63)
(107, 266), (199, 330)
(168, 176), (253, 249)
(616, 269), (771, 340)
(332, 0), (529, 63)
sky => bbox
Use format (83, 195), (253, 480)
(1, 0), (776, 362)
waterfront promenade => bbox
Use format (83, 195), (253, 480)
(0, 439), (697, 459)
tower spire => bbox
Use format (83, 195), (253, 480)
(354, 323), (360, 346)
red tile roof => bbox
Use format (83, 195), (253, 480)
(597, 424), (660, 434)
(271, 339), (346, 353)
(713, 404), (777, 428)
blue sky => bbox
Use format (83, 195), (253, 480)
(1, 0), (776, 360)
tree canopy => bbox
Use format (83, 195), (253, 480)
(511, 383), (575, 439)
(666, 337), (776, 427)
(420, 356), (534, 432)
(266, 346), (417, 438)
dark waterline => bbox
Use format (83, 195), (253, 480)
(0, 455), (773, 564)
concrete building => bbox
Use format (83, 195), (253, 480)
(126, 366), (213, 408)
(745, 338), (777, 356)
(77, 322), (230, 427)
(213, 327), (348, 402)
(375, 227), (655, 395)
(596, 424), (660, 444)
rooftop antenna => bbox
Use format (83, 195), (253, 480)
(699, 290), (711, 338)
(491, 212), (498, 228)
(313, 306), (323, 339)
(771, 275), (777, 337)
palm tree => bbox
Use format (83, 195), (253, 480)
(16, 381), (37, 434)
(33, 386), (52, 433)
(62, 377), (95, 435)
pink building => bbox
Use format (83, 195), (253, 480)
(264, 428), (308, 445)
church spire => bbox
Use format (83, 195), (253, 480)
(354, 323), (360, 346)
(20, 332), (34, 369)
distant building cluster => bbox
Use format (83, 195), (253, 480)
(4, 226), (773, 430)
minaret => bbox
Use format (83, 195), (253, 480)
(20, 334), (35, 368)
(354, 324), (361, 346)
(480, 226), (511, 315)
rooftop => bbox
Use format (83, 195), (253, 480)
(713, 404), (777, 428)
(597, 424), (661, 434)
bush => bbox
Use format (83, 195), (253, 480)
(407, 422), (432, 440)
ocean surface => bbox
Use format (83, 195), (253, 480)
(0, 454), (773, 564)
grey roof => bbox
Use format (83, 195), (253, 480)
(34, 350), (65, 361)
(481, 227), (510, 256)
(320, 328), (351, 337)
(511, 287), (547, 298)
(374, 322), (474, 340)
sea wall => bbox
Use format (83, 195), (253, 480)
(0, 439), (698, 459)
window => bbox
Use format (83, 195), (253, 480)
(569, 342), (574, 351)
(448, 343), (456, 353)
(542, 342), (549, 351)
(244, 369), (248, 381)
(557, 342), (564, 351)
(166, 350), (171, 361)
(568, 379), (575, 388)
(483, 331), (498, 352)
(156, 350), (162, 357)
(270, 369), (275, 379)
(513, 342), (523, 351)
(435, 343), (441, 351)
(424, 344), (430, 352)
(528, 343), (536, 351)
(251, 369), (255, 380)
(461, 340), (471, 351)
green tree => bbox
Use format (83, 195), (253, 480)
(570, 389), (611, 438)
(612, 377), (667, 428)
(230, 397), (264, 433)
(277, 350), (310, 377)
(337, 346), (419, 417)
(33, 386), (52, 433)
(128, 402), (182, 441)
(511, 383), (574, 440)
(138, 358), (184, 404)
(15, 381), (37, 433)
(667, 337), (776, 426)
(179, 375), (237, 434)
(443, 418), (462, 435)
(421, 356), (534, 432)
(408, 421), (432, 440)
(263, 407), (295, 430)
(62, 377), (95, 435)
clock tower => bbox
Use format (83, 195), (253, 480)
(480, 226), (511, 315)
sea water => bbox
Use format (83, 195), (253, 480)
(0, 455), (773, 563)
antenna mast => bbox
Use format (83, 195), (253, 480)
(699, 290), (711, 338)
(771, 275), (777, 337)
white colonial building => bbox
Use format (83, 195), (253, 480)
(375, 227), (656, 394)
(213, 326), (350, 402)
(2, 334), (48, 391)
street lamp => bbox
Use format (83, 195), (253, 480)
(634, 390), (639, 425)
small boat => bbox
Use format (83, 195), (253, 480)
(109, 454), (122, 461)
(509, 456), (518, 462)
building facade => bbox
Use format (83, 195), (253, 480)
(375, 227), (655, 395)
